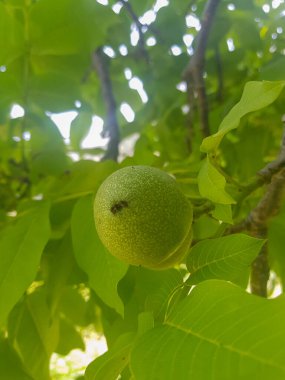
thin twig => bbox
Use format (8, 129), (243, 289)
(92, 48), (120, 161)
(119, 0), (149, 63)
(183, 0), (220, 138)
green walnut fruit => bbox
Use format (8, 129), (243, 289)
(94, 165), (193, 269)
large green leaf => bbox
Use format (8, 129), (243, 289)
(71, 195), (128, 316)
(0, 73), (21, 109)
(0, 2), (25, 64)
(130, 280), (285, 380)
(119, 267), (183, 327)
(55, 316), (85, 355)
(70, 110), (93, 150)
(85, 332), (135, 380)
(0, 202), (50, 326)
(57, 287), (91, 327)
(8, 290), (59, 380)
(0, 339), (32, 380)
(198, 157), (236, 204)
(186, 234), (265, 285)
(29, 0), (116, 56)
(48, 160), (117, 200)
(201, 81), (285, 152)
(260, 58), (285, 81)
(29, 73), (80, 112)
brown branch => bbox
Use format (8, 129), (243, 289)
(92, 48), (120, 161)
(226, 128), (285, 297)
(250, 244), (269, 297)
(119, 0), (149, 63)
(183, 0), (220, 138)
(250, 168), (285, 297)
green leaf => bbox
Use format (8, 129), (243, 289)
(58, 287), (90, 327)
(29, 73), (80, 112)
(130, 280), (285, 380)
(71, 195), (128, 316)
(29, 0), (115, 55)
(0, 2), (25, 64)
(0, 201), (50, 326)
(260, 58), (285, 81)
(55, 317), (85, 355)
(198, 157), (236, 204)
(85, 332), (135, 380)
(192, 215), (220, 240)
(43, 233), (79, 313)
(201, 81), (285, 152)
(8, 290), (59, 380)
(137, 312), (154, 337)
(119, 267), (183, 325)
(212, 204), (233, 224)
(70, 111), (93, 150)
(186, 234), (265, 285)
(49, 160), (118, 200)
(0, 339), (33, 380)
(0, 73), (21, 110)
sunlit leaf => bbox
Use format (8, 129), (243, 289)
(186, 234), (265, 285)
(198, 157), (236, 204)
(201, 81), (285, 152)
(212, 203), (233, 224)
(130, 280), (285, 380)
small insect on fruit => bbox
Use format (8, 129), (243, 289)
(111, 200), (128, 215)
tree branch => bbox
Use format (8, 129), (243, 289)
(226, 128), (285, 297)
(183, 0), (220, 138)
(119, 0), (149, 63)
(92, 48), (120, 161)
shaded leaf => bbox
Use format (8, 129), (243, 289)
(8, 290), (59, 380)
(49, 160), (118, 200)
(137, 312), (154, 337)
(71, 195), (128, 315)
(85, 332), (135, 380)
(0, 202), (50, 326)
(0, 2), (25, 64)
(29, 73), (80, 112)
(0, 339), (32, 380)
(119, 267), (183, 325)
(260, 57), (285, 81)
(56, 317), (85, 355)
(70, 111), (93, 150)
(29, 0), (116, 55)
